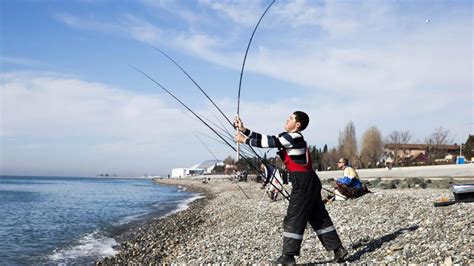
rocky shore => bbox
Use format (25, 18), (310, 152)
(99, 178), (473, 264)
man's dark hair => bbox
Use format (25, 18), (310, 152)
(340, 158), (349, 166)
(293, 111), (309, 131)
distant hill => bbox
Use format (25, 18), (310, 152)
(189, 159), (223, 173)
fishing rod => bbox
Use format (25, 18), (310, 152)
(210, 111), (234, 140)
(237, 0), (275, 115)
(147, 44), (251, 162)
(321, 186), (348, 200)
(198, 115), (258, 158)
(195, 130), (258, 165)
(149, 46), (261, 159)
(201, 115), (233, 141)
(195, 131), (259, 163)
(193, 133), (251, 200)
(149, 45), (233, 128)
(130, 65), (290, 201)
(236, 0), (276, 161)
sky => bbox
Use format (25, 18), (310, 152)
(1, 0), (472, 177)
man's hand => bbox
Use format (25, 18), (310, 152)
(234, 116), (246, 132)
(235, 131), (247, 143)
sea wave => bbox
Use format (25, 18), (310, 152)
(160, 193), (205, 218)
(48, 230), (117, 263)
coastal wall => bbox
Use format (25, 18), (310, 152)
(316, 163), (474, 180)
(158, 164), (474, 182)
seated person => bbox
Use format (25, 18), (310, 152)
(335, 158), (367, 199)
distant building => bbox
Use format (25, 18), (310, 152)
(384, 143), (461, 165)
(170, 159), (223, 178)
(171, 168), (187, 178)
(170, 168), (204, 178)
(189, 159), (223, 174)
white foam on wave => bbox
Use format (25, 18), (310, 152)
(176, 185), (187, 191)
(161, 193), (205, 218)
(48, 194), (204, 263)
(111, 211), (149, 226)
(48, 230), (117, 263)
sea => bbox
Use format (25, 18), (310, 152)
(0, 175), (201, 265)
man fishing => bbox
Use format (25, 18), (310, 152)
(235, 111), (347, 264)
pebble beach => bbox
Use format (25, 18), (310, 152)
(99, 178), (473, 264)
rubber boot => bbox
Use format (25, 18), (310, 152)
(332, 246), (348, 263)
(274, 254), (295, 265)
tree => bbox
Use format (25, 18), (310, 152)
(463, 135), (474, 161)
(212, 164), (225, 174)
(323, 144), (328, 154)
(310, 145), (319, 171)
(322, 147), (340, 171)
(360, 126), (384, 168)
(319, 144), (329, 171)
(424, 127), (454, 164)
(386, 130), (413, 166)
(338, 121), (358, 166)
(224, 155), (235, 166)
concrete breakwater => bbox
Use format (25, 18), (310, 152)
(317, 163), (474, 180)
(159, 164), (474, 182)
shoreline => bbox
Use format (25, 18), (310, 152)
(98, 178), (473, 264)
(98, 180), (213, 264)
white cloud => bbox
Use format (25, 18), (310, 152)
(55, 12), (162, 44)
(0, 57), (56, 70)
(199, 0), (263, 26)
(55, 13), (118, 32)
(272, 0), (323, 28)
(0, 72), (236, 176)
(121, 15), (162, 43)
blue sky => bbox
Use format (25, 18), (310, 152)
(1, 0), (472, 177)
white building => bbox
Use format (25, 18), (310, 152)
(171, 168), (205, 178)
(170, 159), (223, 178)
(171, 168), (187, 178)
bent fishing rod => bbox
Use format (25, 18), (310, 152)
(130, 65), (290, 201)
(236, 0), (275, 161)
(237, 0), (275, 115)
